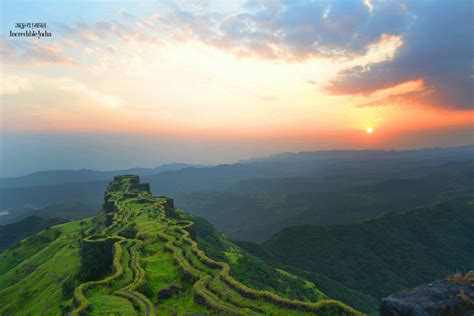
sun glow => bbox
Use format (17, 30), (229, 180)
(367, 127), (374, 134)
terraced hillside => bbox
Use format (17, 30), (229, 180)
(0, 175), (361, 315)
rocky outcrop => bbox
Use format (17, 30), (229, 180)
(380, 272), (474, 316)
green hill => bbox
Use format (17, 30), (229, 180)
(262, 197), (474, 300)
(0, 215), (66, 251)
(0, 175), (361, 315)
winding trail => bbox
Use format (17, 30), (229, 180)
(71, 197), (155, 316)
(71, 175), (361, 316)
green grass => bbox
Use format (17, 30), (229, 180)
(87, 288), (136, 315)
(0, 220), (85, 315)
(83, 241), (137, 315)
(1, 175), (362, 316)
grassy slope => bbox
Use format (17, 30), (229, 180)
(262, 197), (474, 300)
(234, 241), (378, 313)
(190, 215), (329, 303)
(0, 219), (88, 315)
(1, 175), (362, 315)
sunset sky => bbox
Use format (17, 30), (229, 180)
(1, 0), (473, 176)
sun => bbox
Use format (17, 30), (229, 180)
(366, 127), (374, 134)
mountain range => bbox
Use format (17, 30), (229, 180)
(1, 146), (473, 314)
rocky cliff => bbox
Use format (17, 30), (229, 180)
(380, 272), (474, 316)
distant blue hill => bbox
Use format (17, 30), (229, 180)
(0, 145), (472, 233)
(0, 163), (205, 188)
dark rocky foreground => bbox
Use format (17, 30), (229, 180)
(380, 272), (474, 316)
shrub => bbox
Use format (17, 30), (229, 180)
(157, 284), (184, 299)
(62, 277), (77, 299)
(118, 226), (138, 239)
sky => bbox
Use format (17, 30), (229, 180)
(0, 0), (473, 176)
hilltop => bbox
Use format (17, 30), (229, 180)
(0, 175), (361, 315)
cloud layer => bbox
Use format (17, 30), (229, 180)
(326, 1), (473, 109)
(111, 0), (471, 109)
(2, 0), (472, 112)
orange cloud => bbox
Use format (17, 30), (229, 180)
(354, 79), (433, 108)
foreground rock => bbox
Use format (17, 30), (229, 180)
(380, 272), (474, 316)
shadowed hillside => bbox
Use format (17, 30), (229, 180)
(262, 198), (474, 300)
(0, 216), (66, 251)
